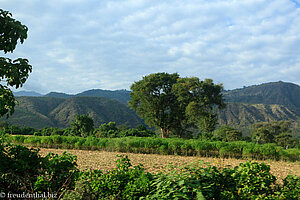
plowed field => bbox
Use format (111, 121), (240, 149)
(38, 148), (300, 184)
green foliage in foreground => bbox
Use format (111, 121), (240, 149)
(0, 143), (78, 197)
(63, 156), (299, 200)
(9, 135), (300, 161)
(0, 141), (299, 200)
(0, 9), (32, 118)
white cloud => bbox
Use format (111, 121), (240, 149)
(1, 0), (300, 94)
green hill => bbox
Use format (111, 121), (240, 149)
(217, 103), (298, 125)
(220, 81), (300, 136)
(76, 89), (131, 104)
(44, 92), (73, 98)
(224, 81), (300, 111)
(220, 81), (300, 125)
(0, 96), (143, 129)
(44, 89), (131, 105)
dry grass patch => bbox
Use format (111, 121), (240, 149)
(38, 147), (300, 184)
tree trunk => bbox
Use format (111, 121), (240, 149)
(160, 128), (169, 138)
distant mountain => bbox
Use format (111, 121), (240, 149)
(224, 81), (300, 109)
(44, 92), (73, 98)
(0, 96), (143, 129)
(217, 103), (298, 125)
(14, 91), (43, 97)
(43, 89), (131, 105)
(220, 81), (300, 136)
(76, 89), (130, 105)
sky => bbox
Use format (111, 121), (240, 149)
(1, 0), (300, 94)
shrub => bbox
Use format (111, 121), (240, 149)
(230, 161), (277, 199)
(63, 155), (153, 200)
(0, 143), (78, 196)
(278, 175), (300, 200)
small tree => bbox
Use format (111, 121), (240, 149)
(251, 121), (296, 147)
(213, 125), (242, 142)
(0, 9), (32, 117)
(94, 122), (119, 138)
(70, 114), (94, 137)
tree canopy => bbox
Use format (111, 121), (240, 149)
(0, 9), (32, 117)
(251, 121), (297, 148)
(70, 114), (94, 137)
(129, 72), (225, 138)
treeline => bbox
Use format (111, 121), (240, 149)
(0, 115), (155, 138)
(9, 135), (300, 161)
(2, 116), (299, 149)
(1, 141), (299, 199)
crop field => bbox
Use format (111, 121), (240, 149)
(38, 147), (300, 184)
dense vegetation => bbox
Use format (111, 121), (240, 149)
(8, 135), (299, 161)
(3, 114), (299, 161)
(1, 140), (299, 199)
(0, 9), (32, 118)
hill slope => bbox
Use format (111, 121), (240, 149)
(224, 81), (300, 110)
(43, 89), (131, 105)
(14, 91), (43, 97)
(217, 103), (298, 125)
(0, 96), (143, 129)
(76, 89), (131, 104)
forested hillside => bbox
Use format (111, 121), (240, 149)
(43, 89), (131, 104)
(224, 81), (300, 112)
(0, 96), (143, 129)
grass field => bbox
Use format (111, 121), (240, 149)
(37, 147), (300, 184)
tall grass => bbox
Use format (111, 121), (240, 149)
(8, 135), (300, 161)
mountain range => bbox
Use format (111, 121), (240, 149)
(7, 81), (300, 136)
(1, 96), (142, 129)
(14, 89), (131, 104)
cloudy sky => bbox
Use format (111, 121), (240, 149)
(1, 0), (300, 94)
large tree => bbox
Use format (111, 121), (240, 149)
(0, 9), (32, 117)
(129, 73), (225, 138)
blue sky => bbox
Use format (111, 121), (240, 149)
(1, 0), (300, 94)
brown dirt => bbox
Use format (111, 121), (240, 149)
(38, 147), (300, 183)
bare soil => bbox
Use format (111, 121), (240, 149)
(37, 147), (300, 184)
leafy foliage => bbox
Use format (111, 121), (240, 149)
(213, 125), (243, 142)
(129, 73), (225, 138)
(94, 122), (155, 138)
(0, 142), (78, 196)
(0, 9), (32, 118)
(252, 121), (297, 148)
(1, 136), (299, 199)
(231, 162), (277, 199)
(70, 114), (94, 137)
(0, 122), (36, 135)
(63, 155), (153, 200)
(9, 135), (300, 161)
(63, 156), (300, 200)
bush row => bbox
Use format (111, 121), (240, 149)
(9, 135), (300, 161)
